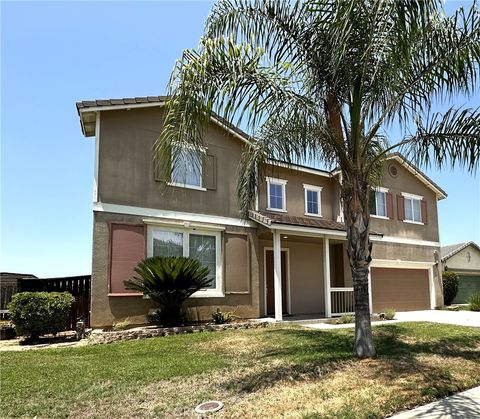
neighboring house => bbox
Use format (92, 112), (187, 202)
(0, 272), (38, 318)
(77, 96), (446, 327)
(441, 242), (480, 304)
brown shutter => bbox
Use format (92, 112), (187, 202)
(109, 223), (146, 295)
(203, 152), (217, 190)
(397, 194), (405, 220)
(421, 200), (428, 224)
(386, 192), (394, 219)
(224, 233), (250, 294)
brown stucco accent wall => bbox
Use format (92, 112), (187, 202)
(91, 211), (260, 327)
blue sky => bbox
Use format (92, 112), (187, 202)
(1, 1), (479, 278)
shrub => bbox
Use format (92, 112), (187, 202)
(381, 308), (396, 320)
(211, 308), (237, 324)
(338, 314), (355, 324)
(125, 257), (212, 326)
(8, 292), (74, 339)
(468, 292), (480, 312)
(442, 271), (460, 306)
(113, 317), (131, 331)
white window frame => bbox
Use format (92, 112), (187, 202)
(146, 225), (223, 298)
(266, 177), (287, 212)
(401, 192), (424, 225)
(303, 184), (323, 217)
(370, 187), (389, 220)
(168, 146), (207, 191)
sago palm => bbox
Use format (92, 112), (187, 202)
(156, 0), (480, 357)
(124, 257), (212, 326)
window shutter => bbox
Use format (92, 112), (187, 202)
(386, 192), (394, 219)
(397, 195), (405, 220)
(421, 200), (428, 224)
(224, 233), (249, 293)
(109, 223), (146, 295)
(203, 152), (217, 190)
(368, 190), (376, 214)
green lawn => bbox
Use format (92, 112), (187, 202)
(1, 322), (479, 418)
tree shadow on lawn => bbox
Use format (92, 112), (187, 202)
(225, 323), (480, 395)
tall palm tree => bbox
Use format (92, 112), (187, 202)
(156, 0), (480, 358)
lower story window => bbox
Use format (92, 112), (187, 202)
(149, 226), (222, 296)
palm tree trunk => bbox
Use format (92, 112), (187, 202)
(342, 173), (376, 358)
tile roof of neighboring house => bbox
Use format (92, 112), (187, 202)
(441, 241), (480, 262)
(76, 95), (446, 199)
(249, 210), (382, 236)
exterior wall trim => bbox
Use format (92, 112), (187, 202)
(93, 202), (256, 228)
(93, 112), (100, 203)
(371, 259), (435, 268)
(371, 235), (440, 247)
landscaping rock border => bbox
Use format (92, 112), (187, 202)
(88, 321), (270, 345)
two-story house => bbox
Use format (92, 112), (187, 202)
(77, 96), (446, 327)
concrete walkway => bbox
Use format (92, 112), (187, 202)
(389, 386), (480, 418)
(302, 310), (480, 330)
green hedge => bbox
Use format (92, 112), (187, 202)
(8, 292), (74, 339)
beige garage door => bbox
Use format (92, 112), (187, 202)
(371, 267), (430, 312)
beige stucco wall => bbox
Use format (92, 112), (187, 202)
(98, 107), (246, 219)
(91, 211), (260, 327)
(370, 163), (440, 243)
(258, 238), (325, 315)
(444, 245), (480, 272)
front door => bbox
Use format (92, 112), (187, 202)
(266, 250), (288, 315)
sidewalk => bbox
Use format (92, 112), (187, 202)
(389, 386), (480, 418)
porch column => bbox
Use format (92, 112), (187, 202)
(368, 268), (373, 314)
(323, 235), (331, 317)
(273, 229), (283, 321)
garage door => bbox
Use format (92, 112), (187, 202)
(453, 274), (480, 304)
(371, 267), (430, 312)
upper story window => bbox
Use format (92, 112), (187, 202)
(402, 192), (423, 224)
(369, 187), (389, 218)
(170, 147), (205, 190)
(266, 177), (287, 212)
(303, 184), (323, 217)
(148, 226), (223, 297)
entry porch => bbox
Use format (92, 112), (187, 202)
(251, 211), (373, 321)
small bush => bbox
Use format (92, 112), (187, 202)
(338, 314), (355, 324)
(442, 271), (460, 306)
(211, 308), (237, 324)
(469, 292), (480, 312)
(8, 292), (74, 339)
(380, 308), (396, 320)
(113, 318), (132, 331)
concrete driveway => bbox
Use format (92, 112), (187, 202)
(394, 309), (480, 327)
(302, 309), (480, 330)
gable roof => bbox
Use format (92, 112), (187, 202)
(441, 241), (480, 262)
(76, 95), (446, 198)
